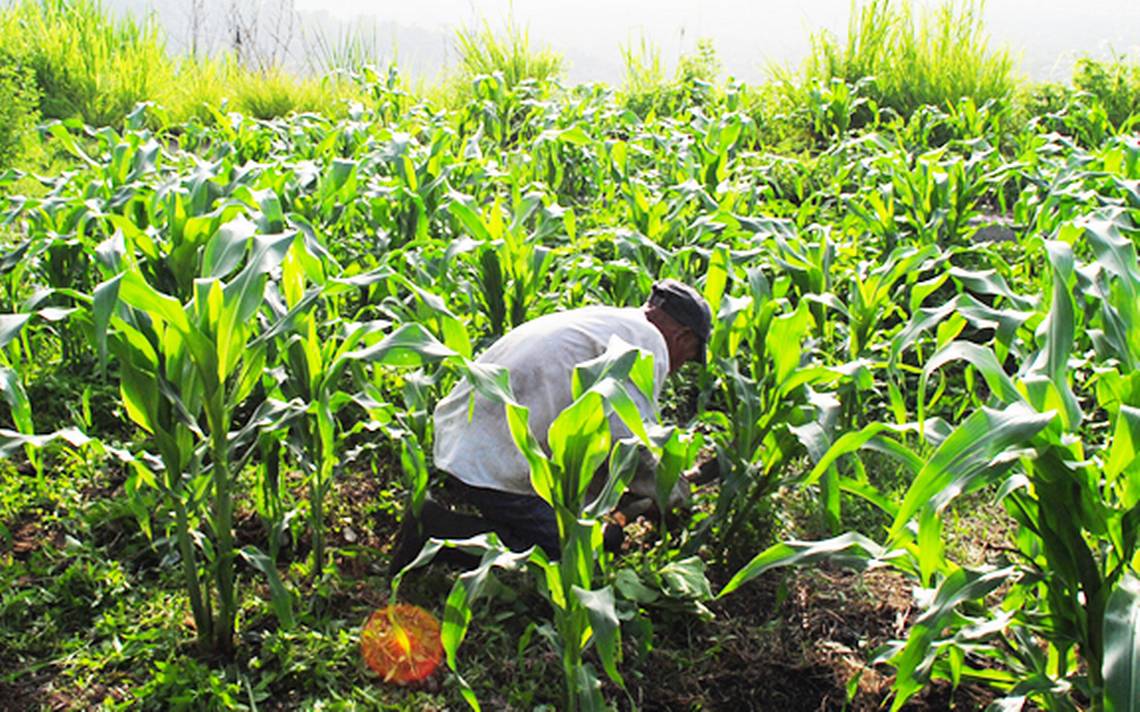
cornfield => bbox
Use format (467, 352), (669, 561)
(2, 2), (1140, 710)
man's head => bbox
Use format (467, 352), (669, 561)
(644, 279), (712, 373)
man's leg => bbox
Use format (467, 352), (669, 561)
(458, 483), (561, 559)
(391, 483), (625, 575)
(458, 484), (625, 558)
(389, 497), (490, 575)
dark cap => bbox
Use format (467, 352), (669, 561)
(649, 279), (713, 364)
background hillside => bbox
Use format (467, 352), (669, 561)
(97, 0), (1140, 83)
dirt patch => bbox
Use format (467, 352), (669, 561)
(0, 659), (129, 712)
(2, 515), (64, 560)
(0, 672), (45, 712)
(76, 463), (128, 503)
(623, 564), (995, 711)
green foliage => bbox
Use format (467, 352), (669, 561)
(0, 61), (41, 168)
(0, 0), (359, 128)
(0, 0), (174, 126)
(1, 2), (1139, 709)
(619, 37), (669, 116)
(620, 37), (724, 118)
(442, 19), (564, 106)
(229, 67), (345, 121)
(787, 0), (1016, 121)
(1073, 55), (1140, 129)
(676, 39), (722, 86)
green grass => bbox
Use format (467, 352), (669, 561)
(0, 62), (40, 168)
(453, 19), (564, 90)
(1072, 53), (1140, 128)
(619, 36), (670, 116)
(0, 0), (360, 134)
(417, 17), (565, 108)
(169, 59), (350, 123)
(783, 0), (1016, 121)
(620, 37), (724, 118)
(0, 0), (174, 127)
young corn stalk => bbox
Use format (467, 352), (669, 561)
(0, 304), (82, 477)
(94, 229), (305, 657)
(697, 264), (842, 547)
(447, 191), (560, 336)
(267, 239), (349, 580)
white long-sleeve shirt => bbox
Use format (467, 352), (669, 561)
(433, 306), (671, 497)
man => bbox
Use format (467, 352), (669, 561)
(389, 279), (712, 574)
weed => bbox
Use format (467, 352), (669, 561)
(783, 0), (1016, 122)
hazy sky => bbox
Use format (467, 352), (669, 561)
(290, 0), (1140, 83)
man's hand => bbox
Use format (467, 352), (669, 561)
(614, 495), (655, 522)
(683, 456), (720, 486)
(614, 493), (690, 534)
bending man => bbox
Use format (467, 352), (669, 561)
(390, 279), (712, 573)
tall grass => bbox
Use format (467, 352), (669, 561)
(305, 24), (386, 77)
(620, 37), (723, 118)
(0, 0), (357, 130)
(0, 0), (174, 126)
(0, 0), (1123, 149)
(620, 37), (670, 116)
(786, 0), (1016, 119)
(621, 37), (667, 99)
(453, 19), (563, 88)
(168, 57), (349, 123)
(0, 63), (40, 168)
(1073, 54), (1140, 128)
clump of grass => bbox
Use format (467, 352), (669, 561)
(0, 0), (175, 127)
(1072, 54), (1140, 128)
(455, 18), (563, 87)
(620, 37), (723, 118)
(0, 0), (361, 128)
(676, 38), (722, 87)
(1015, 55), (1139, 148)
(783, 0), (1016, 120)
(620, 36), (669, 115)
(0, 61), (41, 168)
(306, 24), (386, 77)
(166, 58), (348, 123)
(431, 18), (563, 106)
(230, 67), (344, 120)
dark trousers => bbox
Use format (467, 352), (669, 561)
(395, 478), (623, 575)
(455, 481), (562, 557)
(423, 479), (561, 560)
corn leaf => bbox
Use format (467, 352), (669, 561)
(1104, 573), (1140, 712)
(572, 585), (623, 686)
(202, 216), (255, 278)
(889, 566), (1016, 711)
(239, 545), (294, 628)
(719, 533), (887, 597)
(888, 403), (1055, 544)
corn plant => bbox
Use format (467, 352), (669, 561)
(693, 264), (845, 549)
(810, 244), (941, 429)
(447, 191), (561, 336)
(802, 77), (877, 143)
(877, 144), (1012, 245)
(0, 302), (82, 475)
(263, 240), (355, 579)
(93, 229), (306, 657)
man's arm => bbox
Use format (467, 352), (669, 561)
(622, 445), (691, 512)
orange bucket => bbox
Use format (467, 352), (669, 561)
(360, 603), (444, 684)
